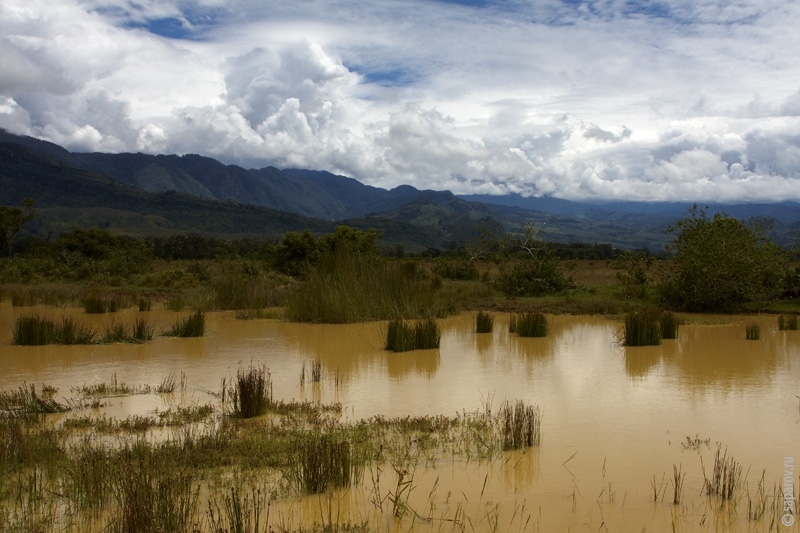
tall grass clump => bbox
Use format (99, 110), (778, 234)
(385, 318), (440, 352)
(476, 311), (494, 333)
(232, 364), (272, 418)
(286, 248), (444, 323)
(778, 314), (799, 330)
(131, 318), (154, 342)
(207, 486), (270, 533)
(165, 311), (205, 337)
(57, 317), (96, 344)
(385, 320), (415, 352)
(109, 446), (199, 533)
(623, 308), (662, 346)
(510, 312), (548, 338)
(82, 294), (118, 314)
(212, 271), (289, 311)
(659, 311), (680, 339)
(138, 298), (152, 312)
(745, 322), (760, 340)
(500, 400), (542, 450)
(12, 315), (56, 345)
(292, 433), (353, 494)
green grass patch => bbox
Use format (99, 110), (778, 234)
(659, 310), (681, 339)
(746, 322), (760, 340)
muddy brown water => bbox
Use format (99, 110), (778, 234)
(1, 303), (798, 531)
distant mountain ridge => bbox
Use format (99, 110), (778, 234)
(2, 128), (798, 251)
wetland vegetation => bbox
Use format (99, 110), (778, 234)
(1, 206), (799, 531)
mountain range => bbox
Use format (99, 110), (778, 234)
(1, 129), (798, 252)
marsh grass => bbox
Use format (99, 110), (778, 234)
(385, 318), (441, 352)
(12, 315), (56, 345)
(138, 298), (152, 312)
(207, 485), (270, 533)
(82, 294), (118, 314)
(778, 314), (798, 330)
(156, 373), (177, 394)
(233, 364), (272, 418)
(0, 384), (69, 420)
(286, 249), (446, 323)
(476, 311), (494, 333)
(702, 445), (745, 500)
(165, 311), (205, 337)
(13, 314), (154, 345)
(213, 272), (290, 311)
(109, 445), (199, 533)
(623, 308), (662, 346)
(500, 400), (542, 450)
(659, 311), (681, 339)
(745, 322), (760, 340)
(672, 463), (686, 504)
(291, 433), (354, 494)
(510, 312), (548, 338)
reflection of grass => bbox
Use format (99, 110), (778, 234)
(778, 314), (798, 330)
(745, 322), (760, 340)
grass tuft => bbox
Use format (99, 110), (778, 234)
(510, 312), (549, 338)
(623, 308), (662, 346)
(232, 364), (272, 418)
(659, 311), (681, 339)
(500, 400), (542, 450)
(165, 311), (205, 337)
(745, 322), (760, 340)
(385, 318), (441, 352)
(476, 311), (494, 333)
(778, 314), (798, 330)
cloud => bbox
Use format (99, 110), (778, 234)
(1, 0), (800, 202)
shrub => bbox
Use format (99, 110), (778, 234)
(495, 254), (570, 297)
(432, 261), (479, 280)
(660, 205), (787, 311)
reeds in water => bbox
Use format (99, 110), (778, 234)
(702, 445), (744, 500)
(385, 318), (441, 352)
(0, 384), (69, 420)
(232, 364), (272, 418)
(500, 400), (542, 450)
(82, 294), (118, 314)
(659, 311), (680, 339)
(476, 311), (494, 333)
(745, 322), (760, 340)
(623, 308), (662, 346)
(293, 433), (352, 494)
(12, 314), (96, 345)
(778, 314), (799, 330)
(165, 311), (205, 337)
(510, 312), (548, 338)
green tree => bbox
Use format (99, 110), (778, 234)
(660, 205), (787, 311)
(0, 198), (35, 256)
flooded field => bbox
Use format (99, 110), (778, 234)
(1, 302), (798, 531)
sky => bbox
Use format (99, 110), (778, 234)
(2, 0), (800, 203)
